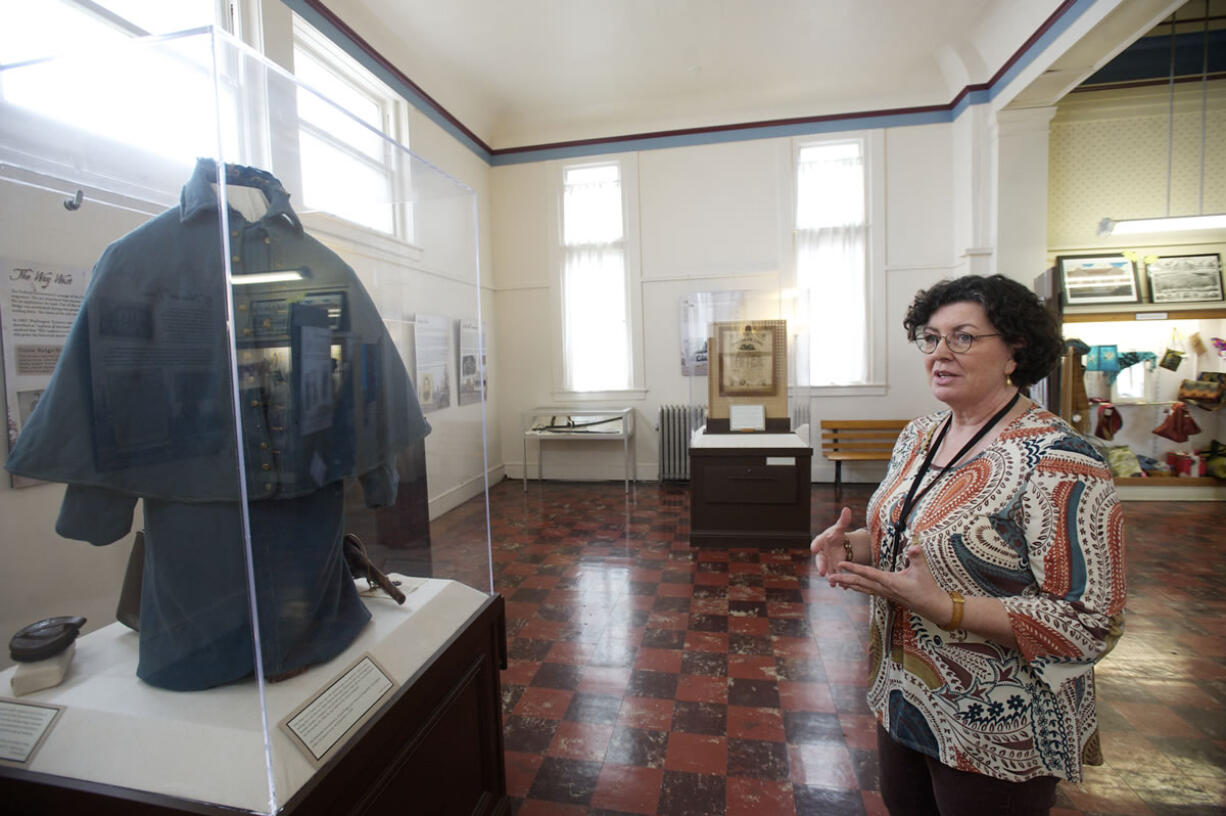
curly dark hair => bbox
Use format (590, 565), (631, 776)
(902, 274), (1063, 389)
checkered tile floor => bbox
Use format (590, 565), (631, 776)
(431, 479), (1226, 816)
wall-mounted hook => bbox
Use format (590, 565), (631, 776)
(63, 190), (84, 211)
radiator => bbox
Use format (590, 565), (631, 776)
(658, 404), (705, 481)
(791, 400), (810, 431)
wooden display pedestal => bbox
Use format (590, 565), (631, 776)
(689, 430), (812, 547)
(0, 588), (508, 816)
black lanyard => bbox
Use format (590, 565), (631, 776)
(886, 390), (1021, 565)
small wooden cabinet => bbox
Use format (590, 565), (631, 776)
(689, 431), (812, 547)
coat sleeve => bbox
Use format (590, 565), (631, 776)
(55, 483), (138, 546)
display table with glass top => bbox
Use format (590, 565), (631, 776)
(689, 429), (812, 547)
(522, 407), (635, 492)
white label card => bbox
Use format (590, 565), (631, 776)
(729, 404), (766, 432)
(280, 654), (396, 766)
(0, 698), (63, 765)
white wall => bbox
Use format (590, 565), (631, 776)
(1048, 83), (1226, 252)
(0, 182), (150, 653)
(400, 107), (499, 516)
(264, 0), (501, 517)
(490, 121), (985, 487)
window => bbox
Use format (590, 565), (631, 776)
(292, 16), (407, 237)
(560, 162), (632, 392)
(794, 133), (882, 387)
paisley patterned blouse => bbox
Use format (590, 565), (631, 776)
(865, 404), (1126, 783)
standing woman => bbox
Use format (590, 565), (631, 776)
(812, 274), (1125, 816)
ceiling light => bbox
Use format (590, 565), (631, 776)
(1098, 214), (1226, 236)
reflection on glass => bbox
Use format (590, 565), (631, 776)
(6, 159), (429, 691)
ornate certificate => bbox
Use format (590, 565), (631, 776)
(718, 322), (781, 396)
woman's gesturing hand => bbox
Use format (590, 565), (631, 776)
(828, 544), (949, 623)
(810, 506), (854, 580)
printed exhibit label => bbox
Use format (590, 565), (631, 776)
(280, 655), (396, 765)
(0, 698), (63, 765)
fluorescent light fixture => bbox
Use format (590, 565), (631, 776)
(1097, 214), (1226, 237)
(230, 270), (305, 285)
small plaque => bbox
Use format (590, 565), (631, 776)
(280, 654), (396, 766)
(765, 457), (795, 466)
(0, 698), (63, 766)
(729, 404), (766, 432)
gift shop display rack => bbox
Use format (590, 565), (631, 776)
(1062, 301), (1226, 500)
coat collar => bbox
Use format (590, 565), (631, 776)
(180, 157), (301, 232)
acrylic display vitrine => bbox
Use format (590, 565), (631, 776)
(0, 26), (502, 816)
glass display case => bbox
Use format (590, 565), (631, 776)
(522, 407), (635, 492)
(677, 294), (812, 546)
(0, 27), (500, 815)
(679, 290), (805, 433)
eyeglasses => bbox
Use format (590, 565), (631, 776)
(915, 330), (1001, 354)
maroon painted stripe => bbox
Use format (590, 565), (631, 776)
(983, 0), (1080, 89)
(488, 103), (953, 156)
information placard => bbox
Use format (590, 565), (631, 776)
(0, 698), (63, 766)
(279, 654), (396, 766)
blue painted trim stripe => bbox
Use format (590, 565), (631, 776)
(490, 108), (953, 166)
(988, 0), (1097, 101)
(288, 0), (1103, 167)
(950, 87), (992, 120)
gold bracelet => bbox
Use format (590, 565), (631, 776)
(842, 538), (854, 564)
(943, 591), (965, 631)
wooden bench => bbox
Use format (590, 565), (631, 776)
(819, 419), (910, 491)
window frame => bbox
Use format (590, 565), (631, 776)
(791, 129), (887, 397)
(547, 153), (645, 401)
(291, 13), (413, 241)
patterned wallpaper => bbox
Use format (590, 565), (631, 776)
(1048, 83), (1226, 250)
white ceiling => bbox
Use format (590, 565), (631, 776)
(319, 0), (1186, 152)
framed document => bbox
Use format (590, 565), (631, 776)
(1056, 254), (1140, 306)
(706, 319), (789, 433)
(718, 322), (781, 397)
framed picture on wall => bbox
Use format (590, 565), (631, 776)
(1056, 254), (1140, 306)
(1145, 254), (1224, 303)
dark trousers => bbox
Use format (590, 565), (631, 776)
(877, 725), (1059, 816)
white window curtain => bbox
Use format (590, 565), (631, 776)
(562, 165), (630, 391)
(796, 142), (868, 385)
